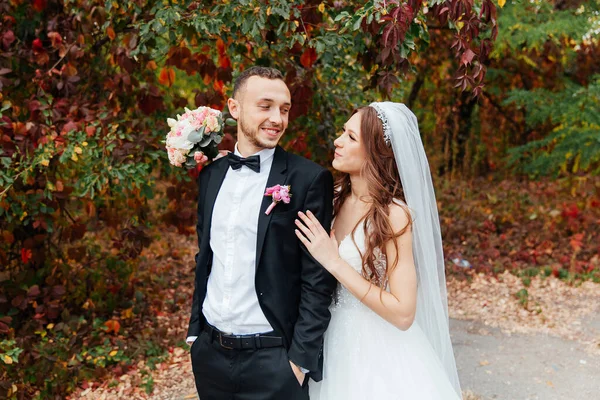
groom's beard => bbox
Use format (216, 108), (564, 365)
(239, 113), (280, 150)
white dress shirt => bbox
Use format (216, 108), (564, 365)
(187, 144), (275, 344)
(186, 145), (310, 374)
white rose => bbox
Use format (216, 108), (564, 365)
(166, 120), (195, 150)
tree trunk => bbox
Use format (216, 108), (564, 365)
(439, 91), (477, 178)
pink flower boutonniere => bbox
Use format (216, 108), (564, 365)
(264, 184), (291, 215)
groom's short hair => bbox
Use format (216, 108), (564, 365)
(232, 66), (285, 99)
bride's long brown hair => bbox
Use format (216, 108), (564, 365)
(333, 106), (411, 288)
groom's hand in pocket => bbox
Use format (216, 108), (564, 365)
(186, 336), (197, 351)
(289, 360), (305, 386)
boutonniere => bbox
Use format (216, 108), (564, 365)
(264, 184), (291, 215)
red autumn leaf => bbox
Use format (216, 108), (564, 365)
(11, 295), (26, 310)
(561, 203), (580, 219)
(461, 49), (476, 66)
(27, 285), (40, 298)
(213, 80), (224, 93)
(104, 319), (121, 334)
(288, 132), (308, 153)
(216, 38), (226, 56)
(34, 51), (50, 65)
(2, 230), (14, 244)
(107, 284), (121, 294)
(106, 26), (116, 41)
(158, 67), (176, 87)
(3, 15), (16, 25)
(378, 70), (399, 95)
(381, 4), (412, 49)
(61, 120), (78, 134)
(569, 233), (584, 252)
(138, 91), (164, 115)
(300, 48), (317, 69)
(146, 60), (158, 71)
(21, 248), (32, 264)
(47, 32), (62, 47)
(33, 0), (47, 12)
(218, 54), (231, 69)
(32, 38), (44, 52)
(0, 316), (11, 333)
(62, 63), (77, 77)
(166, 45), (192, 70)
(2, 30), (15, 50)
(289, 83), (313, 120)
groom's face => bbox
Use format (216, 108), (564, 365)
(229, 76), (292, 151)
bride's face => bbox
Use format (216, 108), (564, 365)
(332, 112), (367, 174)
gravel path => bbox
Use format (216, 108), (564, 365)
(452, 318), (600, 400)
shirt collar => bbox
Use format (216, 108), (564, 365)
(234, 143), (276, 165)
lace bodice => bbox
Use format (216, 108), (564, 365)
(331, 222), (387, 312)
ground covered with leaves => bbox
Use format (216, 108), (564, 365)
(70, 272), (600, 400)
(61, 177), (600, 399)
(441, 177), (600, 282)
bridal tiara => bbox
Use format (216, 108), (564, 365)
(370, 103), (391, 146)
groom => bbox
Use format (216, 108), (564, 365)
(187, 66), (336, 399)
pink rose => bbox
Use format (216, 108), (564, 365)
(280, 186), (291, 203)
(265, 184), (281, 196)
(264, 185), (292, 215)
(190, 118), (204, 130)
(167, 146), (188, 167)
(194, 151), (208, 164)
(204, 115), (220, 132)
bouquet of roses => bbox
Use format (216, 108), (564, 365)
(165, 106), (234, 169)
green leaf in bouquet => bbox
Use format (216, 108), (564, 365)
(187, 127), (205, 143)
(184, 158), (197, 169)
(225, 118), (237, 127)
(199, 136), (213, 147)
(211, 132), (223, 144)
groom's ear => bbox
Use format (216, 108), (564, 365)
(227, 98), (240, 120)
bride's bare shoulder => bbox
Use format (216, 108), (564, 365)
(388, 201), (411, 233)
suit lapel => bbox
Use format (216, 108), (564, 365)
(256, 146), (288, 269)
(202, 158), (229, 245)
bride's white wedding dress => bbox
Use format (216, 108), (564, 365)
(309, 220), (461, 400)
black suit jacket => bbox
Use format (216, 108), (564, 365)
(187, 145), (336, 381)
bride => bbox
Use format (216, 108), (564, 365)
(295, 102), (462, 399)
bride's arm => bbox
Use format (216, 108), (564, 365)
(295, 206), (417, 331)
(333, 205), (417, 330)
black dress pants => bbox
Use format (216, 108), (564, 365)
(191, 330), (309, 400)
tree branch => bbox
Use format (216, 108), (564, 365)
(482, 91), (524, 133)
(407, 72), (425, 109)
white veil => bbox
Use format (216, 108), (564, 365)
(370, 102), (462, 397)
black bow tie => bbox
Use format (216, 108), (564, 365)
(227, 153), (261, 173)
